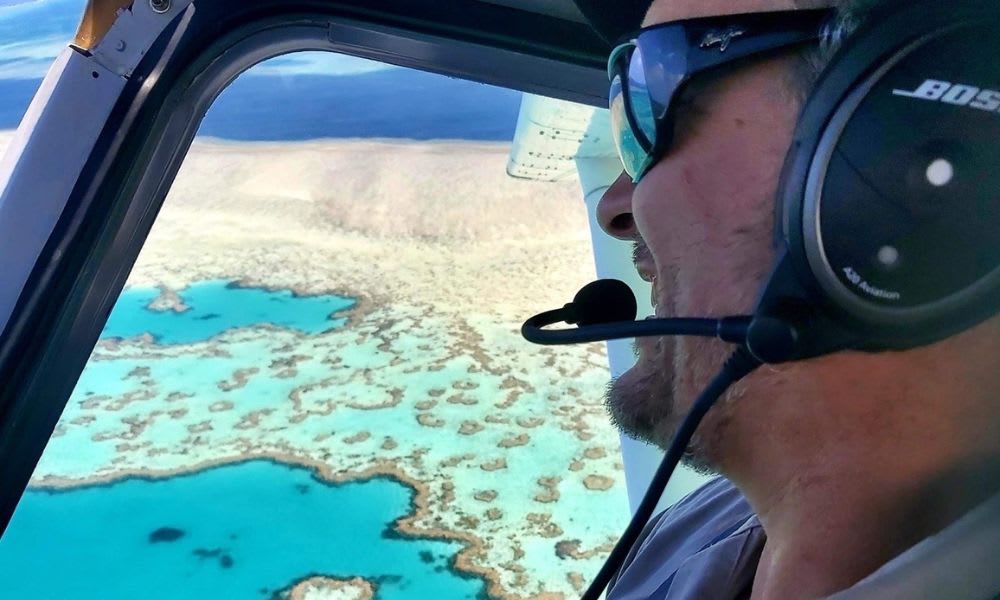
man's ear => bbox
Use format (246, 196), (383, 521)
(572, 0), (651, 45)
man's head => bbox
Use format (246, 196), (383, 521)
(595, 0), (1000, 475)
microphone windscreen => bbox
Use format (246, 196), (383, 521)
(572, 279), (638, 326)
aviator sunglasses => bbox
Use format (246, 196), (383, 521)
(608, 9), (835, 182)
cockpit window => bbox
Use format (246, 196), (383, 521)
(0, 6), (630, 594)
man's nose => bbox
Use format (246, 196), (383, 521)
(596, 171), (638, 240)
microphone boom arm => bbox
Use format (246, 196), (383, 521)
(522, 312), (752, 345)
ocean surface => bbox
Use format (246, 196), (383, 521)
(0, 69), (523, 140)
(1, 283), (495, 598)
(102, 280), (356, 345)
(1, 460), (486, 599)
(0, 0), (523, 140)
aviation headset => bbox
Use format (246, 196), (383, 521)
(757, 0), (1000, 363)
(524, 1), (1000, 598)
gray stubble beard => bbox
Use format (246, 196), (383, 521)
(603, 335), (737, 477)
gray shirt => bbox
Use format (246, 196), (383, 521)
(606, 477), (1000, 600)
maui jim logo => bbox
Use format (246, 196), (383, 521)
(700, 26), (746, 52)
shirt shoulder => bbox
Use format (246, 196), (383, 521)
(607, 477), (761, 600)
(825, 490), (1000, 600)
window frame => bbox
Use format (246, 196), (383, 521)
(0, 0), (609, 533)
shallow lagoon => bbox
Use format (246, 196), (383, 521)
(1, 460), (487, 599)
(0, 283), (488, 598)
(6, 277), (629, 598)
(102, 280), (356, 344)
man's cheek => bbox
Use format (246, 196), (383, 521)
(629, 184), (666, 244)
(675, 264), (732, 316)
(633, 167), (703, 258)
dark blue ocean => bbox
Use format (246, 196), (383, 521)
(209, 70), (521, 141)
(0, 0), (522, 141)
(0, 69), (523, 140)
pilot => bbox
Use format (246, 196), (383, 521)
(577, 0), (1000, 598)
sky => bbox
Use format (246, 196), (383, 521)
(0, 0), (400, 80)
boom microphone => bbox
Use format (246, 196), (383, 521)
(521, 279), (753, 346)
(521, 279), (787, 600)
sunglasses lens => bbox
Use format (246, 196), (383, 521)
(610, 74), (649, 180)
(626, 49), (658, 149)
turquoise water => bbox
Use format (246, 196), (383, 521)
(0, 460), (487, 599)
(102, 280), (356, 344)
(0, 283), (489, 598)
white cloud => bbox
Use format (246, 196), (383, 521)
(0, 38), (399, 81)
(0, 0), (399, 80)
(243, 52), (399, 78)
(0, 35), (66, 59)
(0, 0), (77, 20)
(0, 35), (68, 79)
(0, 0), (43, 9)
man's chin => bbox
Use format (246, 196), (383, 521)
(603, 353), (724, 477)
(603, 359), (676, 450)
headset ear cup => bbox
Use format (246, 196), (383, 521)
(764, 0), (1000, 358)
